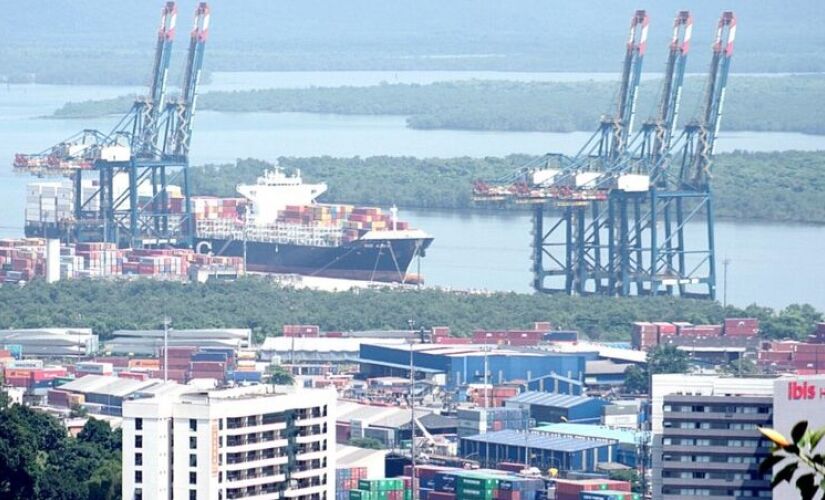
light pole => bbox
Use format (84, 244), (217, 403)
(162, 316), (171, 382)
(407, 319), (417, 500)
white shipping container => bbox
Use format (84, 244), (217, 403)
(531, 168), (560, 186)
(614, 174), (650, 192)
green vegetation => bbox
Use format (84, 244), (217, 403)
(54, 76), (825, 135)
(623, 345), (691, 394)
(348, 437), (385, 450)
(760, 421), (825, 500)
(0, 279), (819, 342)
(266, 365), (296, 385)
(189, 151), (825, 224)
(0, 399), (122, 500)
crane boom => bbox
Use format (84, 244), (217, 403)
(611, 10), (648, 157)
(137, 1), (177, 157)
(167, 2), (210, 160)
(655, 11), (692, 157)
(689, 11), (736, 186)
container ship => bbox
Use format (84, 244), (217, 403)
(193, 168), (434, 283)
(22, 168), (433, 283)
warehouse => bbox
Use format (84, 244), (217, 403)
(336, 400), (433, 448)
(103, 328), (251, 356)
(55, 374), (174, 416)
(459, 429), (615, 471)
(534, 422), (643, 467)
(505, 391), (609, 424)
(358, 343), (585, 390)
(0, 328), (98, 356)
(260, 336), (407, 363)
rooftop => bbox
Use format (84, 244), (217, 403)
(261, 337), (407, 352)
(462, 429), (611, 452)
(533, 422), (642, 445)
(370, 343), (547, 358)
(336, 444), (388, 468)
(507, 390), (602, 409)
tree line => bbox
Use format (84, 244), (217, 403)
(53, 76), (825, 135)
(0, 278), (819, 342)
(189, 151), (825, 224)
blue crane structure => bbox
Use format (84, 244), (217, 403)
(473, 11), (735, 300)
(13, 2), (210, 249)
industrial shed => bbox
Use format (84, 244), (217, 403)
(459, 429), (615, 472)
(505, 391), (609, 424)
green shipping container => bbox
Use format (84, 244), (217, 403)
(350, 490), (373, 500)
(457, 477), (499, 491)
(404, 490), (412, 500)
(456, 488), (495, 500)
(359, 479), (405, 492)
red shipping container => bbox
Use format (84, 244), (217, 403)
(429, 493), (455, 500)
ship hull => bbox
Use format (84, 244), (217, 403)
(194, 236), (433, 283)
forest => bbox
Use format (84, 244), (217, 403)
(53, 76), (825, 135)
(189, 151), (825, 224)
(0, 395), (122, 500)
(0, 278), (819, 342)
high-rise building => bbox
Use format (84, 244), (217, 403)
(651, 374), (776, 500)
(122, 384), (336, 500)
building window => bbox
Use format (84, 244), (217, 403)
(189, 419), (197, 431)
(135, 470), (143, 484)
(189, 490), (197, 500)
(134, 488), (143, 500)
(135, 453), (143, 466)
(190, 472), (197, 485)
(135, 418), (143, 431)
(135, 435), (143, 448)
(190, 454), (197, 467)
(190, 436), (197, 449)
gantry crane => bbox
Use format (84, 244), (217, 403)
(473, 11), (735, 300)
(13, 2), (210, 249)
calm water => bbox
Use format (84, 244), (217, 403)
(403, 209), (825, 310)
(0, 76), (824, 309)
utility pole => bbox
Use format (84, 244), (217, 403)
(163, 316), (170, 382)
(723, 258), (730, 308)
(407, 319), (417, 500)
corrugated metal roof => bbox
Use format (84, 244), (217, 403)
(59, 375), (120, 393)
(462, 429), (610, 452)
(507, 391), (597, 409)
(336, 444), (388, 467)
(586, 360), (632, 375)
(533, 423), (640, 445)
(261, 337), (406, 352)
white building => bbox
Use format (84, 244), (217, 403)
(122, 384), (336, 500)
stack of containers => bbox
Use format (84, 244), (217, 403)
(553, 479), (632, 500)
(578, 492), (641, 500)
(351, 478), (408, 500)
(456, 474), (499, 500)
(283, 325), (320, 337)
(75, 242), (122, 277)
(723, 318), (759, 337)
(630, 322), (658, 351)
(652, 322), (677, 341)
(0, 349), (14, 367)
(466, 386), (520, 408)
(75, 362), (114, 377)
(336, 467), (368, 500)
(189, 350), (228, 382)
(25, 181), (73, 225)
(457, 408), (528, 437)
(0, 239), (46, 283)
(47, 388), (85, 408)
(157, 346), (197, 383)
(3, 366), (69, 390)
(191, 196), (244, 220)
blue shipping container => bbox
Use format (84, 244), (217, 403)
(191, 352), (228, 362)
(231, 371), (263, 382)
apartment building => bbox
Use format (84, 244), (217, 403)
(122, 384), (336, 500)
(651, 374), (775, 500)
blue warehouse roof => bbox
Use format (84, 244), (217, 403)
(462, 429), (611, 452)
(507, 390), (599, 409)
(533, 423), (640, 445)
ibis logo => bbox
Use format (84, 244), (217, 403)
(787, 381), (825, 400)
